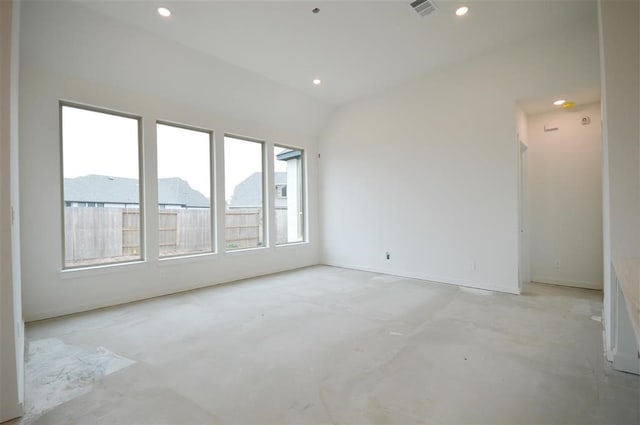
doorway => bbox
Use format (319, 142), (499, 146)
(517, 101), (603, 291)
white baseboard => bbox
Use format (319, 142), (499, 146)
(26, 262), (320, 322)
(324, 261), (520, 295)
(531, 276), (602, 290)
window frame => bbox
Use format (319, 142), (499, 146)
(274, 144), (306, 246)
(223, 133), (267, 252)
(59, 101), (145, 270)
(155, 120), (216, 258)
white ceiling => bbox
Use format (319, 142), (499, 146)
(79, 0), (598, 106)
(518, 87), (602, 116)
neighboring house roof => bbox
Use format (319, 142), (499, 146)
(158, 177), (210, 208)
(229, 172), (286, 208)
(276, 149), (302, 161)
(64, 175), (209, 208)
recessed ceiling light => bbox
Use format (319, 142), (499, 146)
(455, 6), (469, 16)
(157, 7), (171, 17)
(313, 79), (322, 86)
(553, 99), (566, 106)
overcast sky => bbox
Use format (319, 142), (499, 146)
(62, 106), (288, 204)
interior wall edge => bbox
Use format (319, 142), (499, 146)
(0, 0), (24, 421)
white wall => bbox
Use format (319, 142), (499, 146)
(319, 17), (600, 294)
(516, 108), (528, 147)
(9, 0), (23, 411)
(19, 1), (330, 321)
(598, 0), (640, 359)
(21, 2), (331, 139)
(1, 0), (24, 421)
(527, 103), (603, 289)
(516, 106), (530, 288)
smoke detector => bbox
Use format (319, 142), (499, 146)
(410, 0), (438, 17)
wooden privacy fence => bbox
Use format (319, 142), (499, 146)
(65, 207), (281, 264)
(224, 207), (289, 248)
(275, 207), (288, 244)
(64, 207), (124, 263)
(159, 209), (212, 256)
(225, 208), (262, 249)
(122, 210), (141, 256)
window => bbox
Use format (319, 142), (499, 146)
(275, 184), (287, 199)
(61, 103), (142, 268)
(274, 146), (305, 244)
(224, 135), (265, 250)
(157, 123), (213, 257)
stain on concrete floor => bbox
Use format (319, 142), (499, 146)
(21, 338), (135, 423)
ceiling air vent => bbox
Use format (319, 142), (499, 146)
(410, 0), (438, 17)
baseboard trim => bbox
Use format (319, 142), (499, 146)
(531, 276), (602, 290)
(613, 351), (640, 375)
(323, 262), (520, 295)
(25, 262), (319, 322)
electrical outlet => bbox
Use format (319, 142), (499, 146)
(554, 260), (561, 270)
(470, 261), (477, 272)
(385, 251), (390, 260)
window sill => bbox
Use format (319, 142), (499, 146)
(59, 260), (147, 279)
(275, 241), (309, 248)
(158, 252), (217, 266)
(224, 246), (269, 257)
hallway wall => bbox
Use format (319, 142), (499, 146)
(527, 103), (603, 289)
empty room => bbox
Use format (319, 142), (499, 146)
(1, 0), (639, 424)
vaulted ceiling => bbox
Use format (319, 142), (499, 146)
(80, 0), (598, 106)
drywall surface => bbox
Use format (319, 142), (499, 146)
(516, 106), (530, 287)
(598, 0), (640, 358)
(19, 1), (325, 320)
(319, 18), (600, 294)
(1, 0), (24, 421)
(20, 2), (331, 139)
(10, 0), (23, 409)
(516, 108), (528, 146)
(527, 103), (603, 289)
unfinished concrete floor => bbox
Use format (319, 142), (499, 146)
(14, 266), (640, 424)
